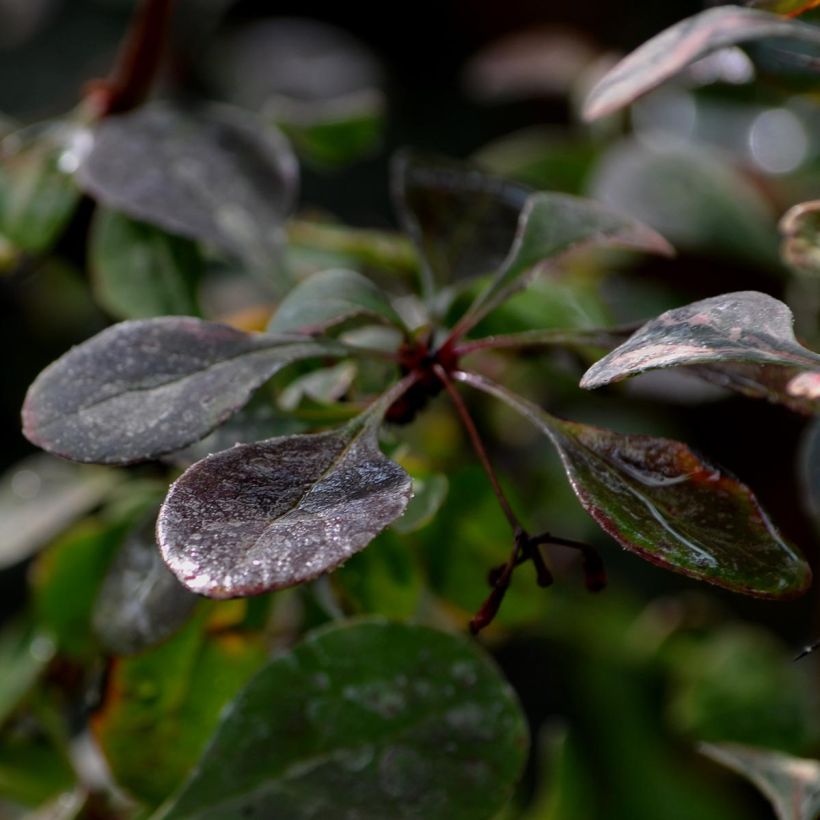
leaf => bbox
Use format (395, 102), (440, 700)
(90, 208), (202, 319)
(279, 362), (358, 411)
(23, 317), (345, 464)
(76, 103), (298, 276)
(93, 608), (266, 805)
(0, 121), (82, 253)
(392, 152), (532, 296)
(0, 454), (117, 570)
(581, 292), (820, 390)
(392, 473), (449, 533)
(157, 387), (413, 598)
(0, 619), (55, 727)
(582, 6), (820, 120)
(781, 200), (820, 276)
(459, 191), (672, 331)
(267, 268), (403, 334)
(93, 513), (198, 655)
(800, 419), (820, 527)
(459, 372), (812, 598)
(748, 0), (820, 18)
(154, 619), (528, 820)
(588, 141), (779, 266)
(701, 743), (820, 820)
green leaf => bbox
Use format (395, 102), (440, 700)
(701, 743), (820, 820)
(582, 6), (820, 120)
(0, 454), (118, 570)
(77, 103), (298, 278)
(0, 121), (81, 253)
(581, 292), (820, 390)
(93, 512), (198, 655)
(157, 387), (413, 598)
(23, 317), (346, 464)
(391, 473), (449, 533)
(155, 620), (528, 820)
(267, 268), (403, 334)
(589, 141), (779, 266)
(458, 191), (672, 333)
(93, 608), (266, 805)
(0, 620), (55, 727)
(748, 0), (820, 16)
(459, 372), (812, 598)
(90, 208), (202, 319)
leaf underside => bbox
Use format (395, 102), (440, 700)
(157, 411), (412, 598)
(581, 291), (820, 390)
(22, 317), (343, 464)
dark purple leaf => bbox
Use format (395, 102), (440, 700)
(76, 103), (298, 274)
(583, 6), (820, 121)
(458, 371), (812, 598)
(701, 743), (820, 820)
(157, 389), (412, 598)
(392, 152), (531, 295)
(581, 292), (820, 390)
(22, 318), (344, 465)
(93, 513), (198, 655)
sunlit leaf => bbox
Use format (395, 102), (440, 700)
(23, 317), (345, 464)
(267, 268), (403, 334)
(588, 141), (779, 266)
(93, 609), (266, 805)
(392, 152), (531, 296)
(459, 372), (812, 598)
(781, 201), (820, 276)
(582, 6), (820, 120)
(0, 454), (117, 570)
(90, 208), (202, 319)
(581, 292), (820, 390)
(459, 191), (672, 331)
(93, 513), (198, 655)
(157, 387), (413, 598)
(701, 743), (820, 820)
(155, 619), (528, 820)
(0, 121), (82, 253)
(77, 103), (298, 276)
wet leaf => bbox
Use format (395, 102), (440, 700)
(581, 292), (820, 390)
(0, 121), (82, 253)
(157, 389), (413, 598)
(701, 743), (820, 820)
(267, 268), (403, 334)
(0, 454), (117, 570)
(460, 191), (672, 330)
(781, 201), (820, 276)
(582, 6), (820, 120)
(392, 152), (531, 295)
(90, 208), (202, 319)
(93, 513), (198, 656)
(77, 103), (298, 275)
(459, 372), (812, 598)
(155, 619), (528, 820)
(93, 609), (266, 805)
(23, 317), (345, 464)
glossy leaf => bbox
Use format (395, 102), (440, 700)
(77, 103), (298, 274)
(23, 317), (344, 464)
(582, 6), (820, 120)
(701, 743), (820, 820)
(90, 208), (201, 319)
(781, 201), (820, 276)
(155, 619), (528, 820)
(459, 372), (811, 598)
(267, 268), (403, 334)
(392, 152), (531, 296)
(93, 609), (266, 804)
(581, 292), (820, 390)
(0, 454), (117, 570)
(157, 387), (413, 598)
(459, 190), (672, 332)
(93, 513), (198, 655)
(0, 121), (82, 253)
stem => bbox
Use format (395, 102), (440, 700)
(86, 0), (177, 116)
(432, 363), (520, 532)
(454, 327), (636, 357)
